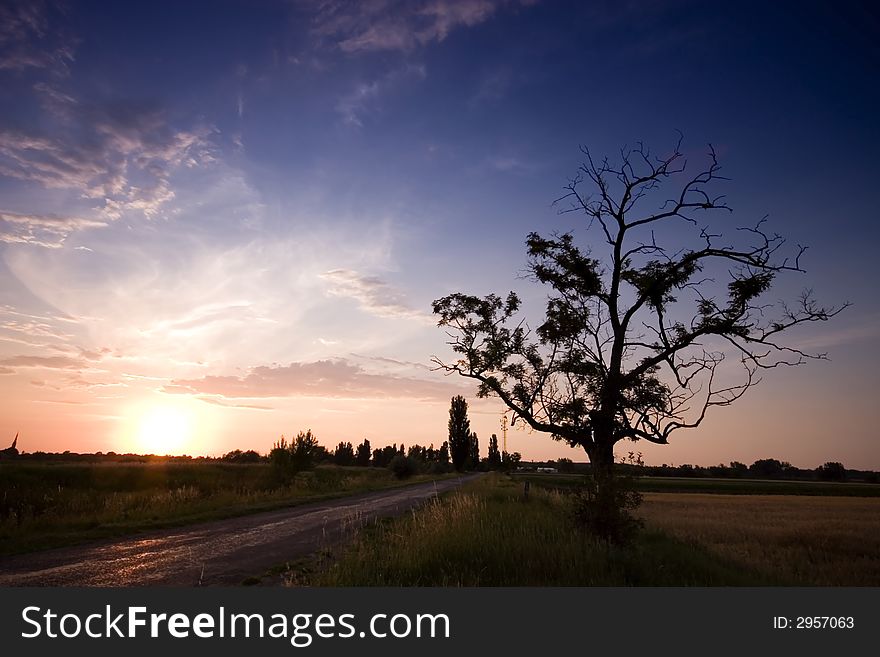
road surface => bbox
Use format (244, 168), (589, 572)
(0, 475), (479, 586)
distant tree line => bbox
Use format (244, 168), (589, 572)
(12, 424), (868, 484)
(531, 456), (874, 483)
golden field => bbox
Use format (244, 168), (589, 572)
(640, 493), (880, 586)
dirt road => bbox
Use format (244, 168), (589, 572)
(0, 475), (479, 586)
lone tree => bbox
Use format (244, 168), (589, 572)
(432, 138), (845, 535)
(448, 395), (472, 471)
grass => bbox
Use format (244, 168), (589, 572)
(515, 472), (880, 497)
(307, 474), (778, 586)
(639, 493), (880, 586)
(0, 461), (452, 556)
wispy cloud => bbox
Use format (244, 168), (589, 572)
(335, 63), (426, 127)
(484, 153), (539, 174)
(0, 82), (215, 237)
(0, 210), (107, 248)
(336, 80), (381, 127)
(0, 84), (215, 228)
(191, 396), (274, 411)
(165, 358), (466, 401)
(0, 1), (76, 75)
(0, 305), (79, 343)
(321, 269), (432, 322)
(0, 354), (92, 370)
(310, 0), (534, 53)
(469, 67), (513, 106)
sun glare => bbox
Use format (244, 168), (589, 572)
(132, 405), (194, 455)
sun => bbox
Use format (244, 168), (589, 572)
(134, 405), (194, 455)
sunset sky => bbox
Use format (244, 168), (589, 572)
(1, 1), (877, 469)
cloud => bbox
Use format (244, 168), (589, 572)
(336, 80), (381, 127)
(0, 1), (76, 75)
(0, 210), (107, 248)
(310, 0), (533, 53)
(350, 353), (432, 371)
(0, 305), (78, 343)
(335, 63), (426, 127)
(144, 303), (272, 336)
(0, 85), (215, 226)
(485, 154), (538, 174)
(469, 67), (514, 106)
(192, 396), (274, 411)
(0, 354), (90, 370)
(321, 268), (432, 322)
(2, 223), (398, 376)
(165, 358), (466, 401)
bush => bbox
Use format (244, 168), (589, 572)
(570, 475), (643, 545)
(389, 455), (418, 479)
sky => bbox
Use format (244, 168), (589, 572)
(0, 0), (878, 469)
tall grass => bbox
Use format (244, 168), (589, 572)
(0, 462), (446, 556)
(310, 474), (773, 586)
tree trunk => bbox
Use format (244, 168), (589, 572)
(589, 439), (615, 483)
(584, 438), (622, 541)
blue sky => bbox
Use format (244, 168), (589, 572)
(1, 0), (878, 468)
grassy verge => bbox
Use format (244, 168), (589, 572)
(307, 473), (778, 586)
(0, 462), (453, 556)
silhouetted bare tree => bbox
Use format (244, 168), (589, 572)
(432, 137), (846, 537)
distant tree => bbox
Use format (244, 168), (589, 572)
(469, 432), (480, 470)
(269, 436), (292, 474)
(487, 434), (502, 469)
(438, 441), (450, 466)
(355, 439), (372, 466)
(433, 138), (844, 540)
(290, 430), (321, 471)
(221, 449), (263, 463)
(749, 458), (790, 479)
(501, 451), (521, 471)
(334, 441), (355, 466)
(448, 395), (472, 471)
(816, 461), (847, 482)
(729, 461), (748, 477)
(372, 445), (398, 468)
(555, 457), (575, 473)
(408, 444), (429, 462)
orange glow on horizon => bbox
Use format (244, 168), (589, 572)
(119, 398), (214, 456)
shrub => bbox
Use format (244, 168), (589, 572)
(570, 475), (643, 545)
(389, 454), (418, 479)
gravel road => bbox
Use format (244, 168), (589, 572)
(0, 474), (480, 586)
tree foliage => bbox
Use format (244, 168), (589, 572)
(487, 433), (502, 469)
(270, 430), (321, 479)
(469, 432), (480, 470)
(816, 461), (847, 482)
(333, 441), (355, 466)
(355, 439), (372, 466)
(448, 395), (472, 471)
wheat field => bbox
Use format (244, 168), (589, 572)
(640, 493), (880, 585)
